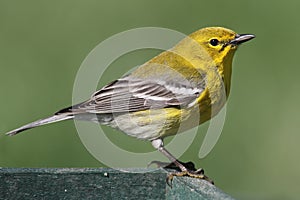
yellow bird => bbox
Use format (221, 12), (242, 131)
(5, 27), (255, 183)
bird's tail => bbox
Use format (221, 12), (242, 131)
(5, 114), (74, 136)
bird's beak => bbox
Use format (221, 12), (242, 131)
(230, 34), (255, 45)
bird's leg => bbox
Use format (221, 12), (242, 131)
(151, 139), (214, 186)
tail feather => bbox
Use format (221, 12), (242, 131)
(5, 114), (74, 136)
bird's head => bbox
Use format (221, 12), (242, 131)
(188, 27), (255, 65)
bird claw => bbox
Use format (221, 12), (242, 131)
(195, 168), (204, 174)
(166, 169), (214, 187)
(148, 160), (214, 187)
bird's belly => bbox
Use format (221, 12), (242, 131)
(106, 108), (192, 140)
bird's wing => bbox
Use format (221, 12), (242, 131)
(58, 75), (206, 115)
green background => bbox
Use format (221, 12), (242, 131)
(0, 1), (299, 199)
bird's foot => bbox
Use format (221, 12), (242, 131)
(166, 168), (214, 187)
(148, 160), (214, 187)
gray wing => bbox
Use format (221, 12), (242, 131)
(57, 76), (206, 115)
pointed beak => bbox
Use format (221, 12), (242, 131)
(230, 34), (255, 45)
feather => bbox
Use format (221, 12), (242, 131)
(59, 75), (206, 115)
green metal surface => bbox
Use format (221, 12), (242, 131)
(0, 168), (234, 200)
(167, 176), (235, 200)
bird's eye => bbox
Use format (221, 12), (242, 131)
(209, 39), (219, 46)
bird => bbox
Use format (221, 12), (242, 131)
(4, 27), (255, 184)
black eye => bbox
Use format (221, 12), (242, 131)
(209, 39), (219, 46)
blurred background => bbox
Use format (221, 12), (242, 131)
(0, 0), (299, 199)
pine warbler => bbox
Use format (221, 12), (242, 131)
(5, 27), (255, 183)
